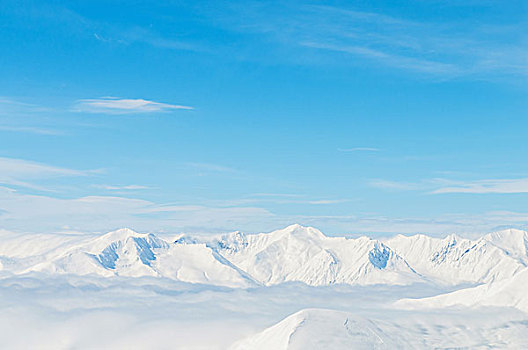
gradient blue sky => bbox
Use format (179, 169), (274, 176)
(1, 0), (527, 236)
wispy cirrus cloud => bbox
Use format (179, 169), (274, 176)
(0, 98), (61, 135)
(0, 97), (53, 114)
(0, 97), (40, 109)
(250, 193), (303, 198)
(371, 177), (528, 194)
(368, 179), (426, 191)
(0, 186), (274, 234)
(0, 125), (61, 135)
(0, 157), (92, 191)
(0, 183), (526, 235)
(74, 97), (193, 114)
(206, 195), (350, 207)
(293, 210), (528, 238)
(307, 199), (349, 205)
(303, 42), (459, 75)
(93, 184), (152, 191)
(338, 147), (380, 152)
(207, 2), (528, 78)
(185, 162), (236, 173)
(433, 178), (528, 194)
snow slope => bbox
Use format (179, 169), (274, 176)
(397, 268), (528, 313)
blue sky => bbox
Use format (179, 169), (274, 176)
(0, 0), (527, 236)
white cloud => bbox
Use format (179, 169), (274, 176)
(307, 199), (349, 205)
(0, 157), (90, 191)
(74, 97), (193, 114)
(0, 97), (38, 108)
(208, 195), (350, 207)
(293, 211), (528, 238)
(0, 187), (273, 233)
(338, 147), (380, 152)
(369, 177), (528, 194)
(94, 185), (152, 190)
(304, 42), (459, 75)
(0, 97), (53, 115)
(250, 193), (303, 198)
(433, 178), (528, 194)
(0, 125), (61, 135)
(0, 185), (526, 236)
(368, 179), (426, 191)
(185, 162), (236, 173)
(214, 3), (528, 78)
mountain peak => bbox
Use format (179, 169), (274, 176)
(485, 228), (528, 241)
(285, 223), (305, 230)
(272, 224), (326, 240)
(98, 228), (146, 240)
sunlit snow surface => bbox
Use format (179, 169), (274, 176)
(1, 225), (528, 349)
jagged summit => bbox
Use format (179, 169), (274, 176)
(87, 228), (167, 252)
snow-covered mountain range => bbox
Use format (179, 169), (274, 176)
(1, 224), (527, 290)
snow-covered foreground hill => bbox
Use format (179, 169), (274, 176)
(1, 225), (528, 348)
(231, 307), (528, 350)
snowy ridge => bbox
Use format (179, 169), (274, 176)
(213, 224), (422, 286)
(385, 231), (526, 285)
